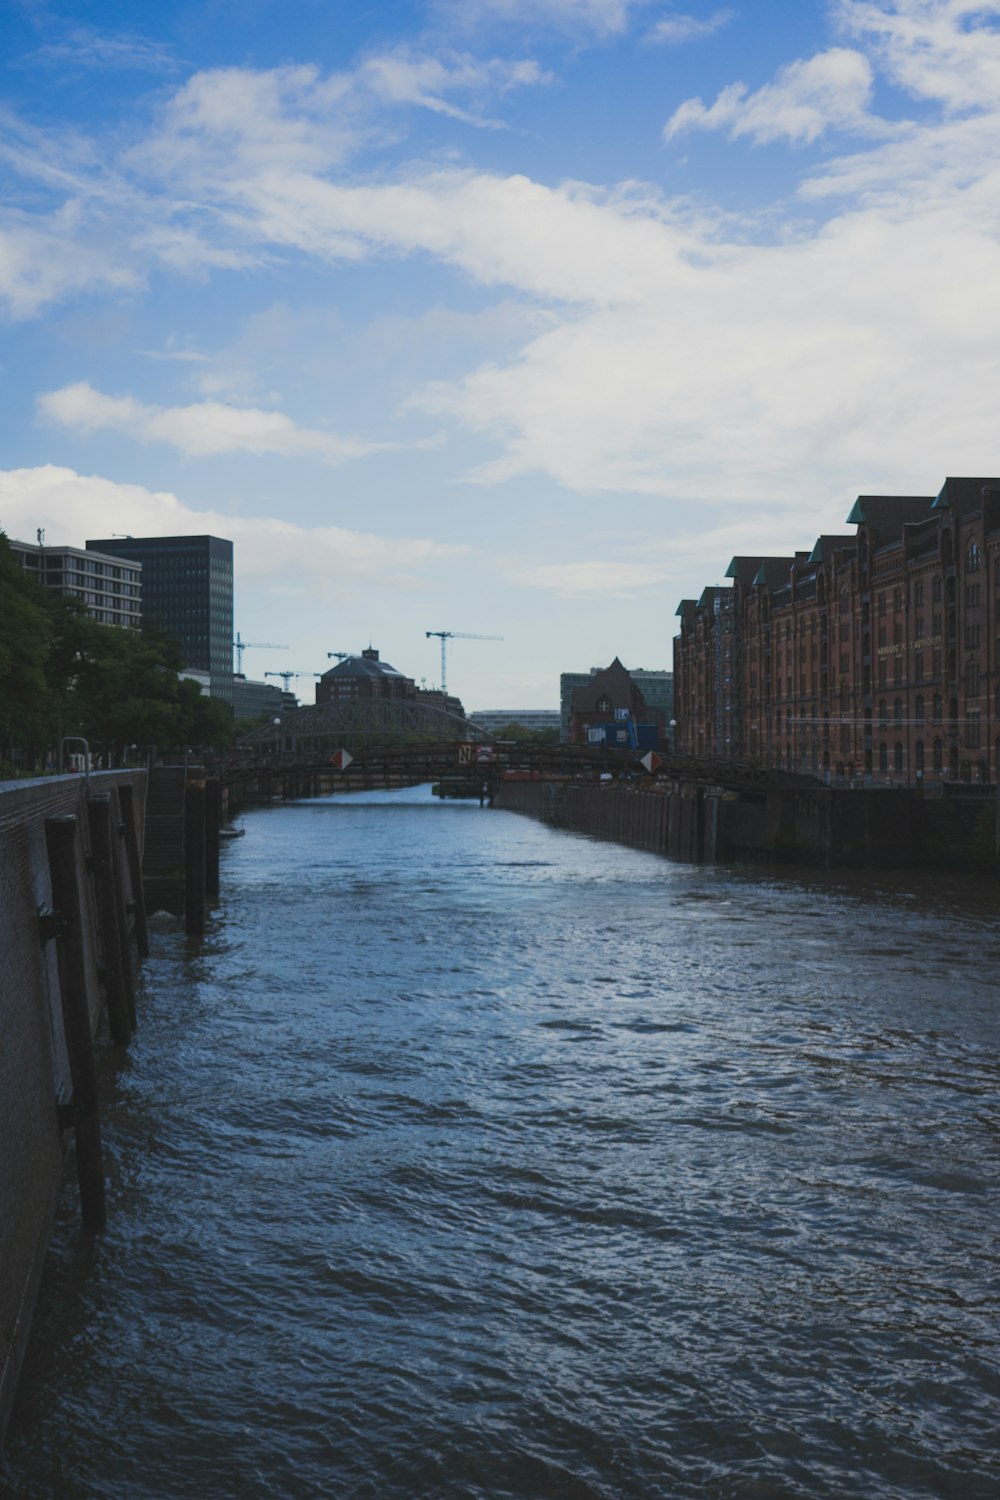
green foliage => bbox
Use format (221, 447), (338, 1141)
(0, 534), (55, 757)
(0, 533), (235, 769)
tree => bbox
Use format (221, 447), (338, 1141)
(0, 534), (54, 768)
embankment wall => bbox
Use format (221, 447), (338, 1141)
(494, 779), (998, 871)
(0, 771), (146, 1441)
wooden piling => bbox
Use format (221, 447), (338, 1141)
(86, 796), (133, 1046)
(184, 781), (207, 936)
(44, 815), (106, 1231)
(117, 781), (149, 958)
(204, 778), (221, 902)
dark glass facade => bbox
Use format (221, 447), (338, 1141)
(86, 534), (234, 706)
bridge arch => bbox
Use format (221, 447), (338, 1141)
(237, 697), (493, 754)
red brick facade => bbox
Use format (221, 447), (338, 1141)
(674, 478), (1000, 785)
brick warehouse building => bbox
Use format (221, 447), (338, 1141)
(674, 477), (1000, 786)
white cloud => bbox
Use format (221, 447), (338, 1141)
(0, 465), (468, 588)
(647, 9), (733, 45)
(37, 381), (401, 462)
(24, 24), (177, 73)
(356, 49), (552, 127)
(665, 47), (882, 144)
(8, 7), (1000, 521)
(836, 0), (1000, 112)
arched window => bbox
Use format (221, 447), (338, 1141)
(878, 698), (887, 728)
(894, 697), (903, 724)
(894, 742), (904, 772)
(933, 738), (943, 771)
(915, 694), (925, 724)
(933, 693), (943, 724)
(878, 742), (888, 773)
(916, 740), (925, 774)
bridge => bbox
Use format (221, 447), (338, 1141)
(229, 699), (817, 797)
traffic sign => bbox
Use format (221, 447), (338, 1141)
(640, 751), (662, 773)
(330, 749), (353, 771)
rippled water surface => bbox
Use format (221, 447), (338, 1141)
(4, 787), (1000, 1499)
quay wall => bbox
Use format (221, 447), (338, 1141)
(0, 771), (146, 1443)
(494, 779), (998, 871)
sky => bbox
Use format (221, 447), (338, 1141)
(2, 0), (1000, 711)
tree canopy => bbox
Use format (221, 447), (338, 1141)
(0, 533), (234, 773)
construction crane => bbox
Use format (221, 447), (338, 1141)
(265, 670), (314, 691)
(425, 630), (503, 695)
(234, 632), (288, 674)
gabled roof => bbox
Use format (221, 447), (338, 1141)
(808, 534), (856, 564)
(846, 495), (933, 528)
(931, 477), (1000, 514)
(725, 555), (794, 587)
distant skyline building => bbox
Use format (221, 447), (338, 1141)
(315, 648), (415, 705)
(9, 537), (142, 629)
(468, 709), (560, 735)
(560, 666), (673, 742)
(233, 674), (294, 720)
(86, 534), (234, 706)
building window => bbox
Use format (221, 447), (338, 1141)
(894, 697), (902, 724)
(966, 709), (982, 748)
(913, 651), (924, 682)
(893, 657), (903, 685)
(965, 661), (980, 697)
(878, 659), (887, 687)
(914, 580), (924, 607)
(894, 742), (904, 772)
(965, 623), (980, 649)
(596, 696), (611, 714)
(878, 742), (888, 773)
(878, 699), (887, 728)
(915, 694), (925, 724)
(966, 541), (981, 573)
(933, 577), (942, 604)
(915, 740), (925, 774)
(966, 583), (980, 608)
(933, 738), (943, 771)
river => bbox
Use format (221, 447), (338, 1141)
(3, 786), (999, 1499)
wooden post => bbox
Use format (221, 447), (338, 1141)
(117, 781), (149, 958)
(184, 781), (206, 936)
(204, 778), (221, 902)
(86, 796), (133, 1046)
(45, 815), (106, 1231)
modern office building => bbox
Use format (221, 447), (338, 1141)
(86, 534), (234, 706)
(9, 538), (142, 629)
(233, 675), (295, 720)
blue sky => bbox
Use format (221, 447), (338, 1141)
(3, 0), (1000, 709)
